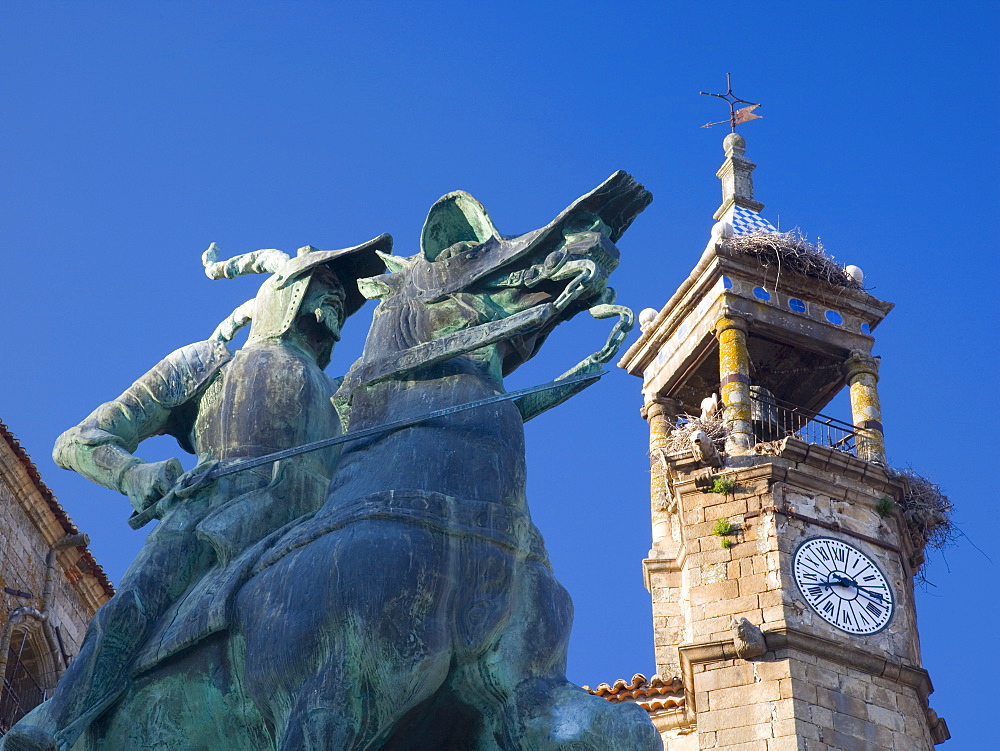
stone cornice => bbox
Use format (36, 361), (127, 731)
(663, 438), (905, 501)
(675, 626), (943, 739)
(762, 627), (933, 700)
(677, 638), (737, 727)
(619, 249), (724, 375)
(619, 243), (894, 379)
(714, 247), (893, 319)
(0, 423), (114, 609)
(642, 544), (688, 592)
(647, 705), (694, 734)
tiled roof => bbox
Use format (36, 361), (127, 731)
(584, 673), (685, 713)
(0, 421), (115, 598)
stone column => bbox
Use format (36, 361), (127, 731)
(844, 351), (886, 465)
(716, 312), (753, 451)
(641, 395), (685, 679)
(642, 395), (681, 552)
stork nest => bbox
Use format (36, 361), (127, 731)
(722, 231), (862, 290)
(889, 468), (955, 553)
(663, 413), (728, 454)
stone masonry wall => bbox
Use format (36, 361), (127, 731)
(687, 657), (798, 749)
(672, 467), (801, 750)
(0, 431), (111, 695)
(780, 647), (934, 750)
(651, 441), (942, 750)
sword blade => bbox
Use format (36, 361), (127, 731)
(209, 370), (607, 480)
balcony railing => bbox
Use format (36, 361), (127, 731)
(749, 391), (861, 457)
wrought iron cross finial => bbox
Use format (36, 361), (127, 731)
(700, 73), (762, 132)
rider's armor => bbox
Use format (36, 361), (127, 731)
(1, 237), (388, 751)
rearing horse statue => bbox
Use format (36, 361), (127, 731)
(232, 171), (658, 749)
(7, 173), (657, 750)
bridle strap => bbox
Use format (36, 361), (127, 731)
(338, 303), (558, 394)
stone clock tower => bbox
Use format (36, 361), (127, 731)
(615, 133), (950, 749)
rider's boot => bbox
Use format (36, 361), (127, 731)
(0, 724), (56, 751)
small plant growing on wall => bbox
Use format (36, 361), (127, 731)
(712, 517), (739, 548)
(876, 496), (896, 518)
(711, 476), (737, 495)
(712, 518), (737, 536)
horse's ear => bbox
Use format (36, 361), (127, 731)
(376, 250), (414, 274)
(357, 274), (394, 300)
(420, 191), (500, 261)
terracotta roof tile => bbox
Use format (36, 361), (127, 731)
(584, 673), (685, 713)
(0, 421), (115, 598)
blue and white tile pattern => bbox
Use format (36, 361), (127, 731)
(731, 206), (778, 235)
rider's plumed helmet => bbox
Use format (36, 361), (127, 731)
(203, 235), (391, 348)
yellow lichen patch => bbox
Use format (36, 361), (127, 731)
(716, 316), (752, 447)
(846, 358), (885, 463)
(646, 401), (676, 545)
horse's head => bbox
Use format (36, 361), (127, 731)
(351, 172), (651, 388)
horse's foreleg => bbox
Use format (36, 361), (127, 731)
(506, 679), (662, 751)
(463, 559), (661, 751)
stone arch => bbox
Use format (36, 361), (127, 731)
(0, 622), (57, 733)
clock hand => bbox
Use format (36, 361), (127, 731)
(853, 585), (887, 603)
(819, 579), (840, 588)
(825, 575), (887, 601)
(821, 574), (888, 606)
(831, 575), (887, 600)
(815, 575), (887, 604)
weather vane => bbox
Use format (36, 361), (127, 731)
(700, 73), (762, 132)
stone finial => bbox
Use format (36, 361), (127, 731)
(708, 220), (734, 250)
(638, 308), (658, 332)
(723, 132), (746, 158)
(731, 617), (767, 659)
(714, 134), (764, 221)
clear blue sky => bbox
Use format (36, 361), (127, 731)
(1, 1), (996, 746)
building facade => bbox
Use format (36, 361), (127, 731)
(0, 422), (113, 734)
(601, 133), (950, 749)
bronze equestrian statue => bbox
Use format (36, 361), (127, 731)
(3, 173), (658, 750)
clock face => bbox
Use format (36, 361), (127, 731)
(793, 537), (895, 635)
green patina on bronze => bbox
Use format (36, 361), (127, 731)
(3, 173), (656, 750)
